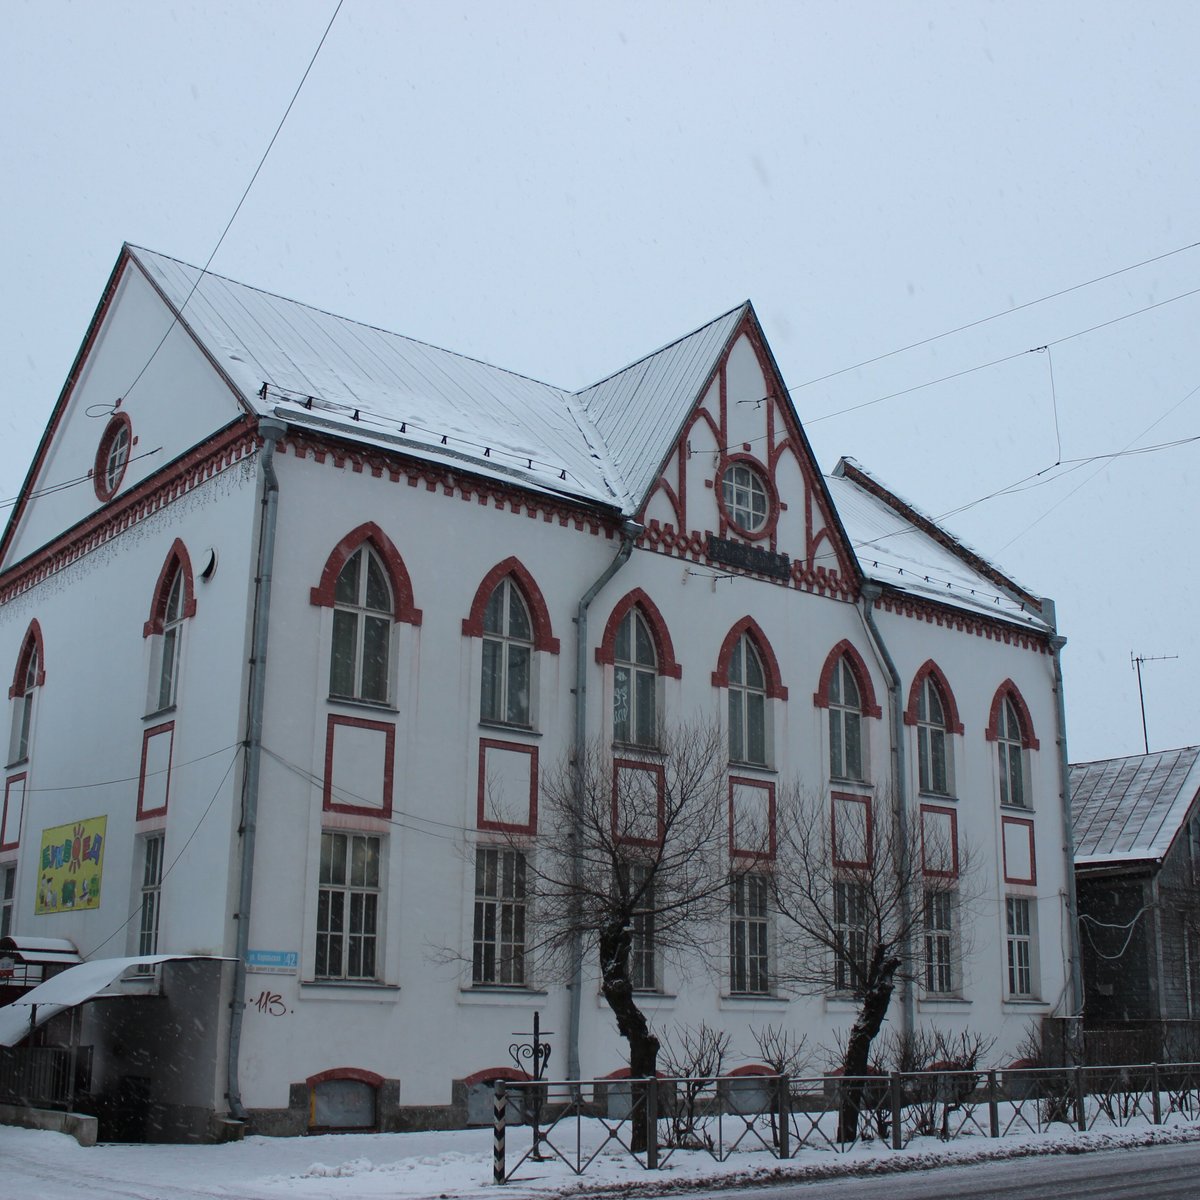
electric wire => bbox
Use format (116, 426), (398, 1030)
(0, 446), (162, 512)
(21, 740), (242, 793)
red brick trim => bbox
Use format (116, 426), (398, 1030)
(612, 759), (666, 847)
(462, 557), (559, 653)
(903, 660), (965, 735)
(0, 420), (258, 606)
(728, 1064), (776, 1077)
(136, 721), (174, 820)
(306, 1066), (385, 1088)
(716, 452), (780, 543)
(93, 411), (133, 502)
(309, 522), (422, 626)
(1002, 816), (1037, 886)
(461, 1066), (531, 1086)
(9, 620), (45, 698)
(831, 792), (872, 869)
(476, 739), (539, 835)
(323, 715), (396, 818)
(595, 589), (682, 679)
(729, 776), (776, 861)
(711, 616), (788, 699)
(985, 681), (1039, 750)
(602, 1067), (667, 1080)
(142, 539), (197, 637)
(1, 774), (25, 852)
(920, 803), (959, 878)
(813, 640), (883, 719)
(870, 590), (1051, 655)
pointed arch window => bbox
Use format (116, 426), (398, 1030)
(8, 625), (44, 766)
(728, 635), (768, 766)
(331, 546), (393, 704)
(481, 579), (533, 726)
(997, 697), (1026, 808)
(828, 657), (864, 781)
(614, 609), (658, 747)
(144, 542), (197, 715)
(155, 567), (186, 712)
(917, 678), (950, 795)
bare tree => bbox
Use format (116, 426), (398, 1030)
(770, 787), (970, 1141)
(525, 723), (754, 1092)
(659, 1022), (731, 1148)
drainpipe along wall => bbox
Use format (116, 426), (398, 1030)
(227, 417), (286, 1121)
(857, 582), (914, 1038)
(567, 520), (641, 1082)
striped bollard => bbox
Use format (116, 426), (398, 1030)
(493, 1079), (506, 1184)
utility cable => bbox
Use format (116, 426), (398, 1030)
(22, 740), (242, 793)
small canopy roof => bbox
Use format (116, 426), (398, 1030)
(0, 935), (83, 968)
(0, 954), (228, 1046)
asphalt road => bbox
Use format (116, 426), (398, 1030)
(672, 1139), (1200, 1200)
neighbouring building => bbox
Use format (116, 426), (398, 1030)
(1072, 746), (1200, 1061)
(0, 244), (1080, 1139)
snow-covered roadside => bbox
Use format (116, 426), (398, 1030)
(3, 1120), (1200, 1200)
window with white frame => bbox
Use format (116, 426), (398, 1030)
(330, 546), (392, 704)
(138, 834), (164, 957)
(1, 865), (13, 938)
(917, 677), (950, 795)
(8, 642), (39, 765)
(481, 579), (533, 726)
(728, 634), (768, 766)
(730, 872), (770, 994)
(150, 567), (186, 713)
(316, 831), (381, 980)
(923, 888), (955, 994)
(619, 860), (657, 992)
(834, 879), (869, 993)
(473, 847), (526, 986)
(1005, 896), (1034, 997)
(721, 463), (770, 534)
(614, 609), (657, 747)
(997, 697), (1027, 808)
(828, 657), (864, 781)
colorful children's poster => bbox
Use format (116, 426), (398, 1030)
(36, 816), (106, 913)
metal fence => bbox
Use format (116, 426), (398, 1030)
(492, 1061), (1200, 1182)
(0, 1045), (92, 1110)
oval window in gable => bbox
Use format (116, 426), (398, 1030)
(720, 462), (771, 535)
(94, 413), (133, 501)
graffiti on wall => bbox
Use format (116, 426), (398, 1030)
(36, 816), (106, 913)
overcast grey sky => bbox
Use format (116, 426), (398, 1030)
(3, 0), (1198, 762)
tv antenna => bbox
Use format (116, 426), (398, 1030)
(1131, 652), (1178, 754)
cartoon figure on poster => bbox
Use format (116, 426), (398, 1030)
(36, 816), (106, 913)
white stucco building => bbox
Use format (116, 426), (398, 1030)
(0, 245), (1080, 1139)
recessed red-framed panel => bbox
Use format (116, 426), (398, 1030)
(476, 738), (539, 835)
(919, 803), (959, 878)
(612, 758), (666, 847)
(1002, 815), (1037, 886)
(137, 721), (175, 820)
(1, 774), (26, 852)
(831, 792), (873, 869)
(323, 715), (395, 819)
(729, 776), (776, 861)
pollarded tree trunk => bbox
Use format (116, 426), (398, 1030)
(837, 945), (902, 1143)
(599, 918), (659, 1152)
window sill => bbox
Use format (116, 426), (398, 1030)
(300, 980), (400, 1001)
(719, 993), (788, 1010)
(1003, 997), (1047, 1008)
(479, 720), (540, 738)
(829, 776), (871, 789)
(326, 695), (398, 714)
(143, 704), (176, 722)
(729, 761), (776, 775)
(918, 995), (971, 1008)
(1000, 803), (1035, 814)
(4, 757), (28, 771)
(611, 741), (665, 758)
(459, 986), (547, 1005)
(919, 791), (958, 802)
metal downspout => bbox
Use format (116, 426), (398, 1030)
(227, 417), (286, 1120)
(857, 582), (914, 1038)
(567, 520), (641, 1082)
(1042, 597), (1084, 1018)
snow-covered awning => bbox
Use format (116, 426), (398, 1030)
(0, 954), (229, 1046)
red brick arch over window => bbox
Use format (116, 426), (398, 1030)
(903, 660), (965, 734)
(711, 616), (788, 699)
(812, 640), (883, 718)
(595, 589), (682, 679)
(306, 1066), (385, 1088)
(9, 619), (45, 699)
(142, 539), (198, 638)
(461, 557), (560, 653)
(309, 522), (422, 625)
(985, 680), (1040, 750)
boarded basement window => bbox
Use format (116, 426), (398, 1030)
(310, 1077), (378, 1131)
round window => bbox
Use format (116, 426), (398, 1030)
(721, 462), (770, 534)
(94, 414), (132, 501)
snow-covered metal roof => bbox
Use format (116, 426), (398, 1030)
(1071, 746), (1200, 867)
(826, 461), (1050, 632)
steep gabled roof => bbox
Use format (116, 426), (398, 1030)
(828, 457), (1050, 632)
(1071, 746), (1200, 867)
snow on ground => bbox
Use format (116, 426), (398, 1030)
(3, 1118), (1200, 1200)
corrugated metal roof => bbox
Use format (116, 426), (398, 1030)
(574, 304), (747, 512)
(825, 471), (1049, 631)
(1070, 746), (1200, 866)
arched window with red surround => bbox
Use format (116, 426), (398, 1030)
(713, 618), (788, 768)
(595, 589), (681, 750)
(8, 621), (45, 765)
(813, 641), (881, 783)
(144, 542), (196, 715)
(904, 661), (964, 798)
(986, 681), (1039, 809)
(310, 523), (421, 706)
